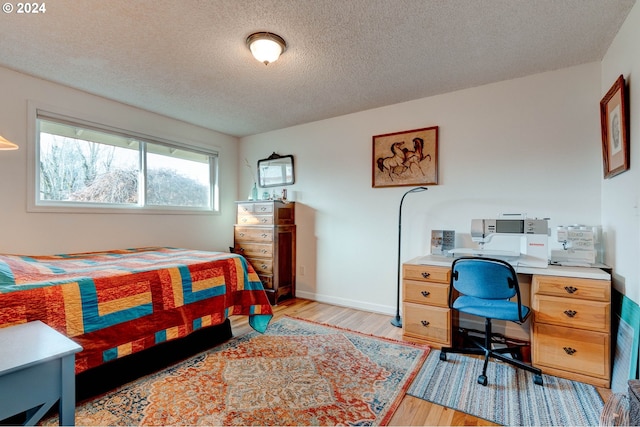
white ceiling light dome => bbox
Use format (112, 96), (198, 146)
(246, 32), (287, 65)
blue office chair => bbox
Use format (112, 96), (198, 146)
(439, 257), (544, 386)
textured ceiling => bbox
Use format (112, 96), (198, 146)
(0, 0), (635, 137)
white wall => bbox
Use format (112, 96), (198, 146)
(240, 62), (603, 315)
(0, 66), (239, 254)
(600, 1), (640, 303)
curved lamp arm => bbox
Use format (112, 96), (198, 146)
(391, 186), (429, 328)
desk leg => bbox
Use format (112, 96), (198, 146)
(58, 355), (76, 426)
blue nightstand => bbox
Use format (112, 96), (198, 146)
(0, 321), (82, 426)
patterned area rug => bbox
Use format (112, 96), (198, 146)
(408, 350), (604, 426)
(48, 317), (429, 426)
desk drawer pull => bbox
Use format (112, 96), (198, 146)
(421, 291), (431, 297)
(564, 286), (578, 294)
(563, 310), (577, 318)
(563, 347), (577, 355)
(420, 320), (430, 327)
(421, 272), (431, 279)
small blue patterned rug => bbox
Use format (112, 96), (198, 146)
(407, 350), (604, 426)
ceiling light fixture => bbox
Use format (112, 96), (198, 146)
(246, 32), (287, 65)
(0, 134), (18, 150)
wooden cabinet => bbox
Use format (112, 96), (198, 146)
(531, 275), (611, 388)
(234, 201), (295, 305)
(401, 263), (454, 348)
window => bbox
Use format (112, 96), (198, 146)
(34, 110), (219, 213)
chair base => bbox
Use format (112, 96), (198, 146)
(440, 318), (544, 386)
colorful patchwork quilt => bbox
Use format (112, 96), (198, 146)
(0, 247), (273, 373)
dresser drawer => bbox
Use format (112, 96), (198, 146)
(533, 295), (609, 332)
(533, 323), (609, 379)
(258, 275), (273, 290)
(403, 303), (450, 344)
(234, 242), (273, 258)
(403, 279), (449, 307)
(532, 276), (610, 302)
(237, 214), (274, 225)
(253, 203), (274, 214)
(403, 264), (450, 283)
(247, 257), (273, 274)
(234, 227), (274, 242)
(237, 202), (274, 215)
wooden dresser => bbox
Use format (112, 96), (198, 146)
(233, 201), (296, 305)
(531, 275), (611, 388)
(402, 256), (611, 388)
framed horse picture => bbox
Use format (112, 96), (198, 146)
(372, 126), (438, 188)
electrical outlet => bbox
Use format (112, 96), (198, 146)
(299, 266), (306, 276)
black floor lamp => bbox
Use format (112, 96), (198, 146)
(391, 186), (429, 328)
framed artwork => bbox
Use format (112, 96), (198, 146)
(372, 126), (438, 188)
(600, 75), (629, 179)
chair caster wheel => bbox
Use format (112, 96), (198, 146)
(439, 352), (447, 361)
(478, 375), (487, 386)
(533, 374), (543, 386)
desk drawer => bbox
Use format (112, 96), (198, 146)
(533, 323), (609, 379)
(403, 280), (449, 307)
(533, 276), (610, 302)
(533, 295), (609, 332)
(403, 303), (450, 344)
(403, 264), (450, 283)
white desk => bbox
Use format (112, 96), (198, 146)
(0, 321), (82, 426)
(412, 255), (611, 280)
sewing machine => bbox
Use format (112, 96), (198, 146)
(550, 225), (602, 267)
(449, 217), (550, 268)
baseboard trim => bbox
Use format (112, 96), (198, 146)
(295, 290), (396, 316)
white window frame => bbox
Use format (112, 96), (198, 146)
(27, 103), (220, 214)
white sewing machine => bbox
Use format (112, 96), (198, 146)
(450, 217), (550, 268)
(550, 225), (602, 267)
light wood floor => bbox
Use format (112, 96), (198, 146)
(230, 297), (612, 426)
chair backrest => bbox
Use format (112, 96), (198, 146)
(450, 257), (519, 300)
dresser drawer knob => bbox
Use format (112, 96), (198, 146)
(260, 218), (268, 223)
(564, 286), (578, 294)
(261, 233), (268, 238)
(421, 291), (431, 297)
(261, 249), (267, 254)
(563, 310), (577, 318)
(239, 232), (245, 237)
(420, 320), (430, 327)
(421, 272), (431, 279)
(261, 264), (268, 269)
(563, 347), (577, 355)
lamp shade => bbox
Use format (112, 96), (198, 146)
(0, 134), (18, 150)
(246, 32), (287, 65)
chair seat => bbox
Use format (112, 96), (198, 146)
(453, 295), (530, 322)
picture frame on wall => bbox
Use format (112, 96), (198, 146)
(600, 75), (629, 179)
(372, 126), (438, 188)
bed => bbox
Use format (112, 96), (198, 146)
(0, 247), (273, 376)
